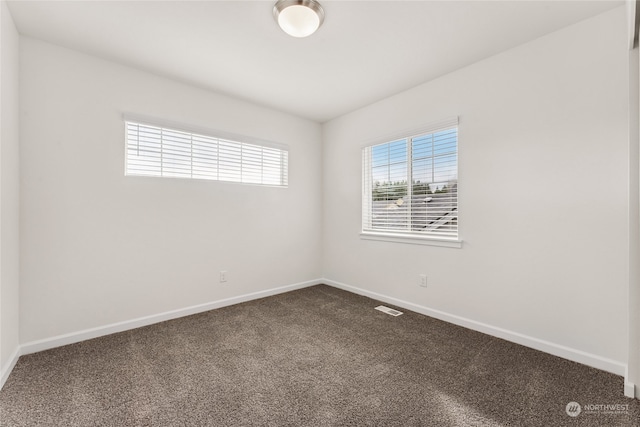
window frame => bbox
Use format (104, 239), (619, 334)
(123, 114), (289, 188)
(360, 118), (462, 248)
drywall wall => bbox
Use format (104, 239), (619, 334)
(19, 38), (322, 343)
(323, 7), (629, 366)
(631, 43), (640, 398)
(0, 0), (20, 384)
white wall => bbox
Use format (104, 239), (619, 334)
(323, 7), (629, 367)
(19, 38), (322, 344)
(631, 41), (640, 398)
(0, 0), (20, 384)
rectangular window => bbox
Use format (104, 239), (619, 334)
(362, 118), (458, 242)
(125, 119), (288, 187)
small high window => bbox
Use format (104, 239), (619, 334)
(125, 119), (288, 187)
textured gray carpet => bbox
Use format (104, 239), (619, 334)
(0, 284), (638, 426)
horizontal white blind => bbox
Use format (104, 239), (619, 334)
(362, 119), (458, 239)
(125, 121), (288, 187)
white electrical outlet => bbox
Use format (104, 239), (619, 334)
(419, 274), (427, 288)
(220, 271), (228, 283)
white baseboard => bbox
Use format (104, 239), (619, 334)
(9, 278), (633, 398)
(624, 379), (636, 398)
(21, 279), (321, 356)
(0, 346), (21, 390)
(624, 366), (636, 398)
(323, 278), (627, 377)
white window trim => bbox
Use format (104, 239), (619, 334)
(361, 117), (461, 247)
(360, 231), (462, 248)
(123, 113), (287, 151)
(123, 113), (288, 187)
(359, 117), (458, 150)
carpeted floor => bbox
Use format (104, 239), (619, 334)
(0, 284), (638, 426)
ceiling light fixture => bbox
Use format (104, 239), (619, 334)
(273, 0), (325, 38)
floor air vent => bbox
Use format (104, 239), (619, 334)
(375, 305), (403, 316)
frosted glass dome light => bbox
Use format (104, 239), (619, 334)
(274, 0), (325, 38)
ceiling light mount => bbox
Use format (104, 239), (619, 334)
(273, 0), (325, 38)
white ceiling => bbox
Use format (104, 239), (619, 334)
(7, 0), (622, 123)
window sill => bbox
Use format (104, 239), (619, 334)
(360, 232), (463, 248)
